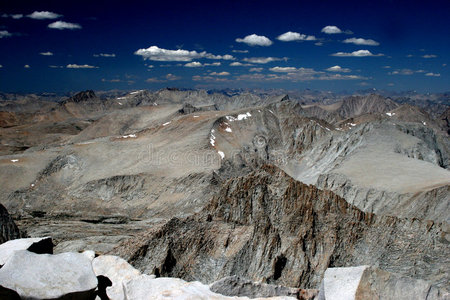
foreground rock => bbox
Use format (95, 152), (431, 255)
(92, 255), (142, 300)
(123, 275), (296, 300)
(0, 203), (22, 244)
(318, 266), (447, 300)
(0, 236), (52, 265)
(210, 276), (318, 299)
(0, 250), (97, 299)
(112, 165), (449, 290)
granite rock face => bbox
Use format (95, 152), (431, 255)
(92, 255), (142, 300)
(210, 275), (318, 299)
(0, 203), (22, 244)
(0, 250), (97, 299)
(318, 266), (448, 300)
(111, 165), (449, 290)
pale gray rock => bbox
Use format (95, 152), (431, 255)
(318, 266), (447, 300)
(0, 250), (97, 299)
(123, 275), (296, 300)
(92, 255), (141, 300)
(0, 236), (52, 265)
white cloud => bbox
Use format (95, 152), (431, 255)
(146, 77), (165, 83)
(93, 53), (116, 57)
(326, 65), (351, 72)
(236, 34), (273, 46)
(0, 30), (12, 38)
(321, 26), (342, 34)
(40, 51), (53, 56)
(269, 66), (298, 72)
(166, 73), (180, 80)
(134, 46), (234, 61)
(389, 69), (414, 75)
(48, 21), (81, 30)
(205, 62), (221, 66)
(249, 67), (263, 72)
(383, 66), (391, 69)
(407, 54), (414, 58)
(66, 64), (98, 69)
(388, 83), (395, 86)
(2, 14), (23, 19)
(0, 65), (2, 68)
(242, 57), (283, 64)
(210, 71), (230, 76)
(425, 72), (440, 77)
(49, 65), (64, 68)
(342, 38), (379, 46)
(277, 31), (316, 41)
(232, 49), (249, 53)
(422, 54), (437, 58)
(236, 68), (366, 82)
(185, 61), (203, 67)
(229, 62), (253, 66)
(315, 42), (323, 46)
(28, 11), (62, 20)
(331, 50), (384, 57)
(24, 64), (30, 68)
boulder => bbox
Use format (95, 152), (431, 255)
(123, 275), (297, 300)
(318, 266), (447, 300)
(92, 255), (141, 300)
(0, 203), (23, 244)
(210, 275), (317, 299)
(0, 236), (52, 265)
(0, 250), (97, 299)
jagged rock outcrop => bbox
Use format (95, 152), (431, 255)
(0, 250), (97, 299)
(0, 203), (22, 244)
(65, 90), (97, 103)
(111, 165), (449, 290)
(317, 266), (446, 300)
(0, 236), (53, 265)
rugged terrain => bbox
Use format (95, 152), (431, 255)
(0, 88), (449, 296)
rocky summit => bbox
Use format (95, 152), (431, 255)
(0, 89), (449, 299)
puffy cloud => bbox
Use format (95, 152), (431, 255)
(134, 46), (234, 61)
(93, 53), (116, 57)
(49, 65), (64, 68)
(277, 31), (316, 41)
(326, 65), (351, 72)
(342, 38), (379, 46)
(242, 57), (283, 64)
(166, 73), (180, 80)
(40, 51), (53, 56)
(66, 64), (98, 69)
(24, 64), (30, 68)
(331, 50), (384, 57)
(269, 66), (298, 72)
(422, 54), (437, 58)
(235, 34), (273, 46)
(0, 30), (12, 38)
(229, 62), (253, 66)
(48, 21), (81, 30)
(206, 62), (221, 66)
(184, 61), (203, 67)
(232, 49), (249, 53)
(249, 67), (263, 72)
(210, 71), (230, 76)
(146, 77), (165, 83)
(28, 11), (62, 20)
(425, 72), (440, 77)
(2, 14), (23, 19)
(321, 26), (342, 34)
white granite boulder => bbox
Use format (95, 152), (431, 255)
(0, 236), (53, 265)
(0, 250), (97, 299)
(123, 274), (296, 300)
(92, 255), (141, 300)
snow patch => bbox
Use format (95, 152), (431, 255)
(162, 121), (171, 126)
(218, 151), (225, 159)
(349, 123), (356, 127)
(117, 102), (123, 105)
(225, 112), (252, 122)
(130, 90), (144, 95)
(117, 97), (126, 100)
(225, 127), (232, 132)
(210, 129), (216, 146)
(31, 183), (35, 187)
(422, 121), (427, 126)
(122, 134), (137, 139)
(11, 159), (18, 163)
(193, 115), (199, 118)
(386, 112), (396, 117)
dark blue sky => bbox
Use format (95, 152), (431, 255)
(0, 0), (449, 93)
